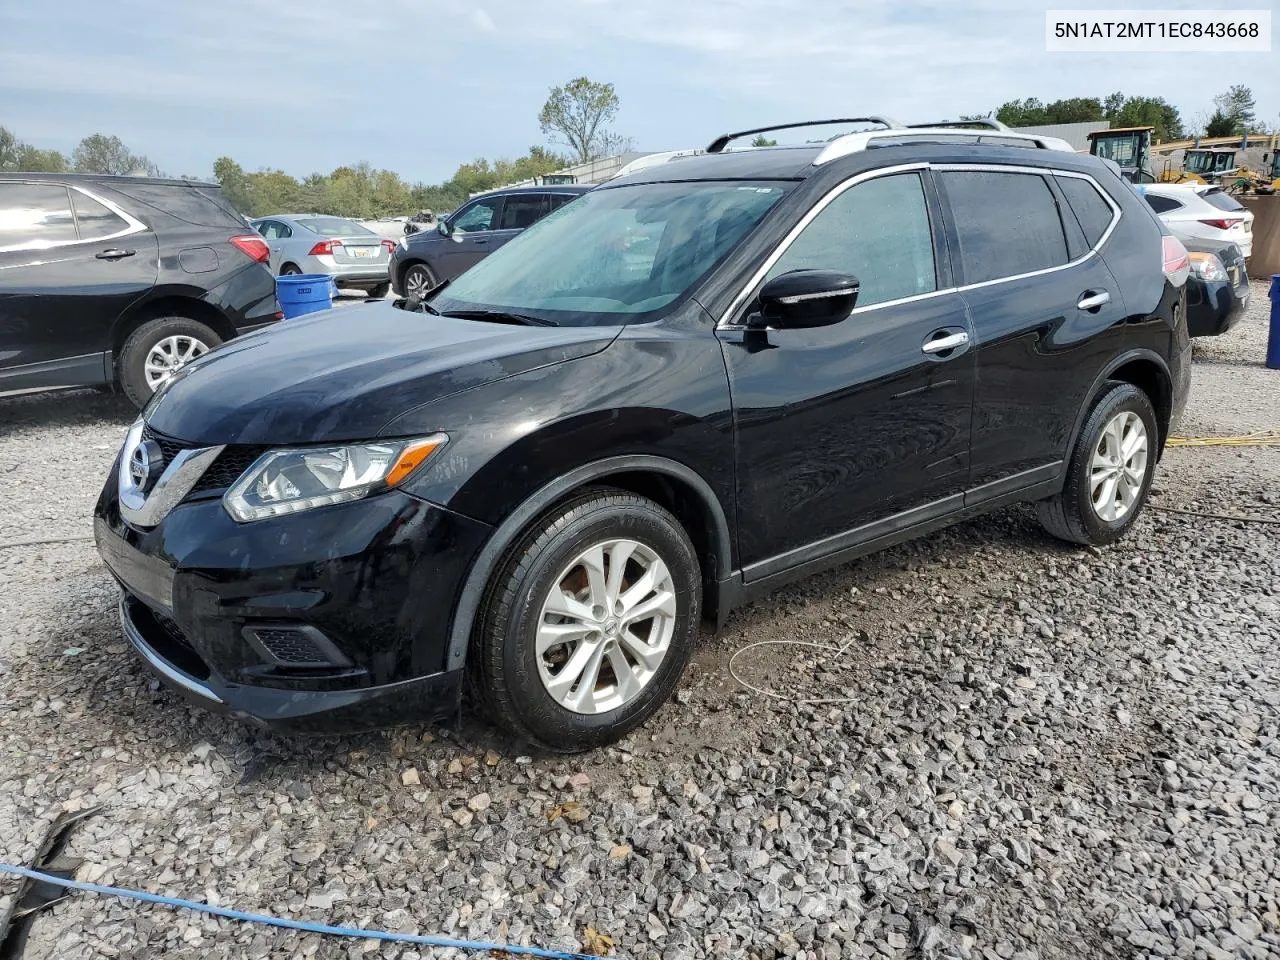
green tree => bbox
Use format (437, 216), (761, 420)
(750, 135), (778, 147)
(538, 77), (626, 163)
(1105, 95), (1183, 141)
(0, 127), (69, 172)
(213, 156), (254, 213)
(1210, 85), (1256, 135)
(1204, 110), (1237, 138)
(73, 133), (151, 175)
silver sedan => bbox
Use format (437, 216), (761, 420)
(250, 214), (394, 298)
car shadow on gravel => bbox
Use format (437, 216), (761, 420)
(0, 389), (135, 437)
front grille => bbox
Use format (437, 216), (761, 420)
(140, 425), (265, 497)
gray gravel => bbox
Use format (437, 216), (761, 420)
(1, 282), (1278, 959)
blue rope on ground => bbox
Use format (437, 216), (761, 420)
(0, 863), (606, 959)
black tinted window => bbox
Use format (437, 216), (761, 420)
(942, 171), (1068, 284)
(1057, 176), (1114, 248)
(1201, 189), (1244, 212)
(107, 182), (242, 228)
(0, 183), (78, 249)
(72, 190), (130, 241)
(1145, 194), (1183, 214)
(499, 195), (548, 230)
(548, 193), (579, 211)
(766, 173), (936, 307)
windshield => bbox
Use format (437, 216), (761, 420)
(433, 180), (792, 325)
(301, 216), (374, 237)
(1093, 136), (1138, 166)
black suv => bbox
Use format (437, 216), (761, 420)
(389, 184), (591, 298)
(0, 174), (278, 406)
(94, 120), (1191, 752)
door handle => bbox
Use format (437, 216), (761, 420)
(922, 330), (969, 355)
(1077, 290), (1111, 311)
(474, 238), (489, 245)
(96, 248), (136, 260)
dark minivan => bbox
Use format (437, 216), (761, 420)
(95, 120), (1192, 752)
(0, 174), (277, 406)
(389, 184), (591, 298)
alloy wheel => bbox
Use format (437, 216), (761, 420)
(405, 268), (432, 299)
(536, 538), (677, 715)
(1089, 410), (1149, 522)
(144, 335), (209, 391)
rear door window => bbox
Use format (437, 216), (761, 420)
(941, 171), (1069, 284)
(1056, 176), (1116, 249)
(498, 194), (549, 230)
(765, 172), (937, 307)
(0, 182), (79, 250)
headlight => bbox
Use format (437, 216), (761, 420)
(223, 434), (447, 522)
(1188, 251), (1228, 283)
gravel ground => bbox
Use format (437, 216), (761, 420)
(1, 283), (1277, 960)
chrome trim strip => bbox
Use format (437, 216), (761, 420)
(119, 600), (223, 704)
(117, 420), (224, 528)
(0, 181), (148, 255)
(777, 287), (857, 304)
(718, 163), (1122, 327)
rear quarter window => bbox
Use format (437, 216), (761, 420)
(1056, 176), (1116, 249)
(103, 182), (246, 228)
(1144, 194), (1183, 214)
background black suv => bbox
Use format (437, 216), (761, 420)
(390, 184), (591, 298)
(0, 174), (278, 406)
(95, 122), (1191, 753)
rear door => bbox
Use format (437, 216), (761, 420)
(0, 180), (157, 391)
(488, 192), (550, 252)
(435, 194), (505, 279)
(936, 166), (1126, 493)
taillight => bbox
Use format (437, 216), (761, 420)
(229, 234), (270, 263)
(381, 240), (396, 255)
(1198, 218), (1242, 231)
(308, 240), (338, 256)
(1161, 235), (1190, 287)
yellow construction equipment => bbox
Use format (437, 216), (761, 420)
(1087, 127), (1156, 183)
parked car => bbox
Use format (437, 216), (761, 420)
(0, 173), (278, 406)
(1140, 183), (1254, 259)
(95, 121), (1191, 752)
(249, 214), (395, 298)
(390, 185), (591, 298)
(1183, 239), (1250, 337)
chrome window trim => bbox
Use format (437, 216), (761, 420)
(718, 162), (1122, 328)
(0, 180), (147, 254)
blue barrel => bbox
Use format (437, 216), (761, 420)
(1269, 275), (1280, 371)
(277, 274), (334, 319)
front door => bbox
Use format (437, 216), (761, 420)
(0, 180), (157, 390)
(436, 194), (505, 279)
(719, 169), (976, 577)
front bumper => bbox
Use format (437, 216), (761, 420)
(94, 463), (492, 733)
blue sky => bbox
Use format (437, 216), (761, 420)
(1, 1), (1275, 184)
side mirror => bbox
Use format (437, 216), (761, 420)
(752, 269), (859, 329)
(437, 219), (452, 237)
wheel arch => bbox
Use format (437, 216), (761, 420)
(445, 455), (733, 672)
(395, 256), (435, 291)
(111, 294), (237, 364)
(1070, 349), (1173, 459)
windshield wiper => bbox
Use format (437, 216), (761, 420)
(442, 309), (557, 327)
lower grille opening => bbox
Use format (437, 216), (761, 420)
(242, 624), (351, 669)
(126, 600), (212, 681)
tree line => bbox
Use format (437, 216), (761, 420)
(972, 85), (1260, 142)
(4, 80), (1268, 221)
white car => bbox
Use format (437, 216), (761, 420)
(1139, 183), (1254, 259)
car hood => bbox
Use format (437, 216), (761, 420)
(145, 302), (622, 445)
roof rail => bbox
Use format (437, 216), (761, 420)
(706, 117), (903, 154)
(906, 118), (1011, 132)
(813, 127), (1076, 165)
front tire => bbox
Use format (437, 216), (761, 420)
(117, 316), (222, 408)
(471, 488), (701, 753)
(402, 263), (435, 300)
(1037, 382), (1158, 545)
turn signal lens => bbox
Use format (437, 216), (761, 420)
(385, 436), (448, 487)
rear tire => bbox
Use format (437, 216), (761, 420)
(1037, 381), (1158, 546)
(118, 316), (222, 408)
(471, 488), (701, 753)
(280, 263), (302, 276)
(402, 263), (435, 300)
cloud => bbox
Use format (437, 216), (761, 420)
(472, 7), (496, 32)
